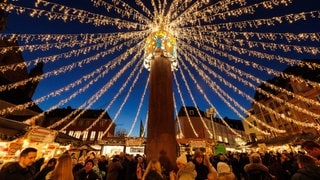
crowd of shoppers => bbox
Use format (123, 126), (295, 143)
(1, 140), (320, 180)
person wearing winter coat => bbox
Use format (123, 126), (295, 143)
(291, 154), (320, 180)
(170, 153), (197, 180)
(75, 159), (101, 180)
(244, 153), (274, 180)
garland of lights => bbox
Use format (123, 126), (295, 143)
(177, 54), (213, 138)
(91, 0), (152, 24)
(0, 0), (318, 139)
(57, 44), (143, 131)
(181, 34), (320, 88)
(179, 53), (245, 137)
(83, 59), (144, 134)
(173, 92), (184, 139)
(127, 77), (149, 137)
(180, 48), (274, 135)
(0, 38), (141, 93)
(101, 49), (145, 137)
(173, 72), (199, 137)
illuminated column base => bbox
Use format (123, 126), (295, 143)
(146, 55), (177, 173)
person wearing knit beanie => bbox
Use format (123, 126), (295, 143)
(217, 162), (236, 180)
(170, 153), (197, 180)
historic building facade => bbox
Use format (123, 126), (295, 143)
(42, 107), (115, 144)
(176, 106), (248, 151)
(242, 60), (320, 143)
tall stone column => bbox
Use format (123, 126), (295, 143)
(146, 55), (177, 173)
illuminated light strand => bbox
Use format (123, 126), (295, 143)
(59, 54), (139, 132)
(0, 41), (112, 73)
(91, 0), (152, 24)
(48, 42), (143, 129)
(209, 39), (320, 86)
(176, 53), (213, 137)
(180, 48), (273, 135)
(176, 0), (291, 27)
(0, 37), (142, 92)
(135, 0), (154, 19)
(173, 92), (184, 138)
(181, 33), (320, 86)
(209, 33), (320, 56)
(194, 51), (318, 129)
(182, 42), (319, 129)
(256, 87), (320, 119)
(0, 31), (146, 73)
(0, 31), (147, 45)
(0, 38), (101, 54)
(211, 56), (320, 108)
(173, 72), (198, 137)
(169, 0), (210, 27)
(35, 0), (148, 28)
(0, 30), (147, 54)
(182, 39), (320, 109)
(180, 43), (284, 133)
(205, 31), (320, 43)
(178, 54), (243, 137)
(1, 2), (146, 30)
(83, 57), (144, 135)
(101, 52), (145, 137)
(178, 9), (320, 34)
(151, 0), (159, 19)
(127, 76), (149, 137)
(180, 28), (320, 70)
(25, 42), (138, 124)
(141, 111), (148, 137)
(0, 63), (103, 115)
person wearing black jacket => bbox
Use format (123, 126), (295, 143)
(75, 159), (101, 180)
(291, 154), (320, 180)
(0, 147), (37, 180)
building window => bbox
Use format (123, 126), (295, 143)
(218, 136), (222, 142)
(189, 110), (194, 116)
(82, 131), (88, 141)
(74, 131), (81, 138)
(98, 131), (104, 140)
(90, 131), (96, 141)
(100, 120), (105, 127)
(224, 137), (228, 143)
(68, 131), (74, 136)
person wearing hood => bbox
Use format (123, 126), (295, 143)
(170, 153), (197, 180)
(217, 162), (236, 180)
(244, 153), (274, 180)
(291, 154), (320, 180)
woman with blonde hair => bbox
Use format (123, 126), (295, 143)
(142, 159), (165, 180)
(47, 153), (74, 180)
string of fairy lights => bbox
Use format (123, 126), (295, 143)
(180, 42), (319, 131)
(0, 0), (319, 139)
(127, 77), (149, 137)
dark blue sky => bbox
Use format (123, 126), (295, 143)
(2, 0), (320, 136)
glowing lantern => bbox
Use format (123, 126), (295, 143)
(144, 29), (177, 71)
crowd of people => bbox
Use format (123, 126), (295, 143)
(0, 140), (320, 180)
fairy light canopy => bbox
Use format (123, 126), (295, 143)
(0, 0), (319, 138)
(144, 24), (177, 71)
